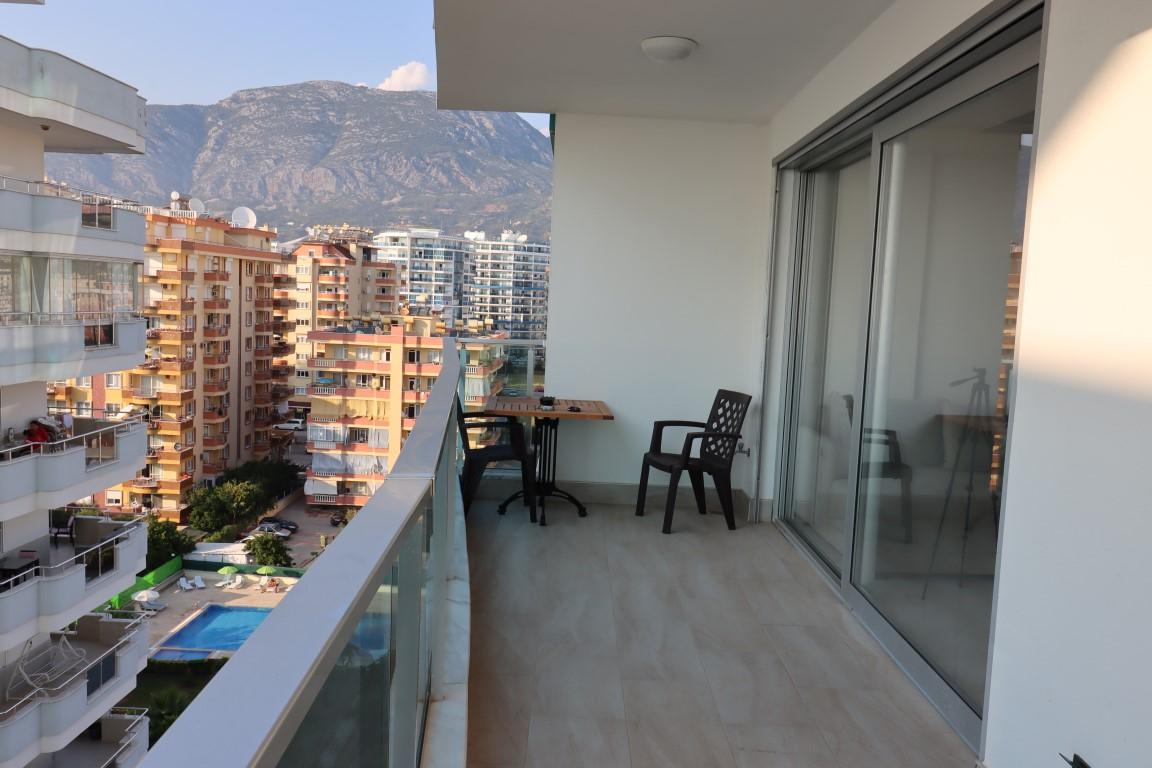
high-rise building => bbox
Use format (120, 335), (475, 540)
(463, 230), (550, 340)
(302, 317), (507, 511)
(372, 228), (470, 321)
(0, 30), (151, 766)
(56, 203), (297, 521)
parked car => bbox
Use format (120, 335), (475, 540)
(258, 516), (298, 533)
(273, 418), (305, 431)
(252, 522), (292, 538)
(329, 512), (347, 527)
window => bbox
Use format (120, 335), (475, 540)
(296, 353), (308, 361)
(348, 428), (369, 444)
(245, 312), (252, 327)
(244, 435), (252, 448)
(105, 373), (121, 388)
(76, 401), (92, 416)
(407, 350), (419, 364)
(183, 373), (195, 389)
(78, 377), (92, 387)
(245, 362), (252, 376)
(245, 287), (253, 300)
(296, 370), (310, 379)
(105, 491), (122, 506)
(244, 386), (252, 401)
(245, 338), (252, 351)
(246, 261), (254, 275)
(296, 335), (308, 343)
(80, 195), (114, 229)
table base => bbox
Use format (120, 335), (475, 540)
(497, 417), (588, 526)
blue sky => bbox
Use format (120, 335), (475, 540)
(0, 0), (549, 133)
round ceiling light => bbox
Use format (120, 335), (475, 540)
(641, 36), (698, 63)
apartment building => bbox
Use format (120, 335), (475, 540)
(372, 228), (469, 321)
(0, 31), (150, 767)
(463, 230), (550, 340)
(303, 317), (506, 511)
(56, 205), (297, 521)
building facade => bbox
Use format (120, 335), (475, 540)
(0, 29), (151, 767)
(56, 205), (297, 521)
(372, 229), (469, 321)
(463, 230), (549, 340)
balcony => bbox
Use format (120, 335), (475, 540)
(0, 614), (149, 766)
(0, 312), (146, 387)
(156, 473), (193, 494)
(150, 416), (193, 435)
(154, 445), (193, 463)
(156, 388), (194, 405)
(146, 328), (194, 343)
(155, 358), (194, 373)
(144, 298), (195, 315)
(253, 370), (271, 382)
(202, 409), (227, 425)
(201, 461), (228, 476)
(0, 418), (146, 523)
(254, 347), (272, 359)
(28, 708), (149, 768)
(254, 298), (274, 309)
(202, 353), (229, 366)
(201, 271), (230, 283)
(306, 493), (370, 507)
(202, 435), (227, 449)
(203, 381), (228, 394)
(202, 298), (229, 310)
(0, 518), (146, 652)
(201, 326), (229, 338)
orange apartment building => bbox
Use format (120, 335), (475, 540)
(53, 203), (297, 521)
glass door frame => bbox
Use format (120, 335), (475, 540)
(768, 32), (1041, 752)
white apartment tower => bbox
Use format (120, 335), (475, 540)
(0, 30), (151, 767)
(463, 230), (549, 340)
(371, 229), (469, 321)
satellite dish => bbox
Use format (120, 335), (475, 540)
(230, 206), (258, 228)
(188, 197), (206, 214)
(170, 190), (181, 202)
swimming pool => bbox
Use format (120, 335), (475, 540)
(159, 605), (272, 655)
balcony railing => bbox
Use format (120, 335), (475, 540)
(146, 337), (463, 766)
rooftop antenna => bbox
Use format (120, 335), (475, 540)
(230, 206), (258, 229)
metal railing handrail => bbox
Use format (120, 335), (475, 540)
(0, 614), (144, 718)
(98, 707), (150, 768)
(0, 174), (145, 213)
(0, 415), (142, 463)
(0, 310), (140, 327)
(40, 516), (145, 578)
(144, 336), (461, 766)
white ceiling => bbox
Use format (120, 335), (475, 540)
(434, 0), (895, 123)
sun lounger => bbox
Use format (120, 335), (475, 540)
(177, 577), (195, 591)
(226, 574), (245, 589)
(192, 575), (207, 589)
(215, 575), (232, 588)
(141, 600), (167, 614)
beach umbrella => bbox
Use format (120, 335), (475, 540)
(255, 565), (278, 575)
(217, 565), (239, 575)
(132, 589), (160, 603)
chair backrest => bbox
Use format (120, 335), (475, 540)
(702, 390), (752, 468)
(454, 399), (474, 457)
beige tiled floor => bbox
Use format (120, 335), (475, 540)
(466, 500), (976, 768)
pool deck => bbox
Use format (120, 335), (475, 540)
(147, 574), (297, 647)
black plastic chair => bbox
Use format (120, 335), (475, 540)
(636, 389), (752, 534)
(457, 404), (536, 519)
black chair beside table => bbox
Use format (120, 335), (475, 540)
(637, 389), (752, 534)
(457, 404), (537, 521)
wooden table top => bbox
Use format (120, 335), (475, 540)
(484, 396), (614, 421)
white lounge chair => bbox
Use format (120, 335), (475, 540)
(177, 577), (195, 592)
(226, 574), (245, 589)
(215, 574), (232, 588)
(192, 575), (207, 589)
(257, 575), (270, 592)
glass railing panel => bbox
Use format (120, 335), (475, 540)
(277, 561), (396, 768)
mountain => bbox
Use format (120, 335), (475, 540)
(45, 81), (552, 241)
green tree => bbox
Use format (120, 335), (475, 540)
(147, 686), (194, 746)
(215, 480), (272, 525)
(185, 486), (229, 533)
(145, 516), (194, 571)
(205, 523), (242, 543)
(244, 533), (294, 567)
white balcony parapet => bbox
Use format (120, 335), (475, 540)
(0, 614), (149, 768)
(26, 707), (150, 768)
(144, 337), (468, 767)
(0, 517), (147, 654)
(0, 36), (145, 153)
(0, 311), (146, 386)
(0, 417), (147, 522)
(0, 178), (146, 265)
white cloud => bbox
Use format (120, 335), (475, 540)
(377, 61), (430, 91)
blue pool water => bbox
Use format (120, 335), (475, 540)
(162, 605), (272, 652)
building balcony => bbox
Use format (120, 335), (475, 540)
(0, 418), (146, 523)
(146, 328), (194, 343)
(306, 493), (370, 507)
(403, 362), (443, 376)
(156, 388), (194, 405)
(149, 416), (192, 436)
(254, 322), (274, 334)
(316, 273), (348, 285)
(29, 708), (149, 768)
(143, 298), (195, 315)
(0, 614), (149, 767)
(252, 442), (270, 455)
(156, 473), (193, 493)
(0, 517), (146, 653)
(202, 381), (228, 394)
(0, 313), (146, 387)
(153, 445), (193, 463)
(315, 310), (350, 321)
(202, 298), (229, 310)
(125, 389), (158, 406)
(201, 326), (229, 338)
(401, 389), (430, 404)
(147, 270), (195, 284)
(155, 358), (194, 374)
(254, 298), (274, 309)
(0, 179), (145, 267)
(201, 461), (228, 476)
(253, 394), (271, 407)
(307, 386), (389, 399)
(202, 354), (228, 367)
(270, 366), (291, 380)
(254, 370), (271, 382)
(202, 435), (227, 449)
(202, 409), (227, 425)
(310, 358), (390, 373)
(254, 347), (272, 359)
(201, 271), (230, 283)
(253, 275), (273, 284)
(270, 343), (291, 357)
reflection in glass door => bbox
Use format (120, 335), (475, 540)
(852, 69), (1036, 715)
(781, 154), (872, 571)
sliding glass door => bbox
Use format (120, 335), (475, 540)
(774, 34), (1038, 748)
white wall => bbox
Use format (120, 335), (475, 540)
(0, 121), (44, 179)
(547, 113), (770, 494)
(983, 2), (1152, 766)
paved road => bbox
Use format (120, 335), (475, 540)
(275, 495), (339, 568)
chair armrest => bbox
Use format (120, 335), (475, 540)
(680, 431), (742, 462)
(649, 420), (708, 452)
(461, 420), (516, 431)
